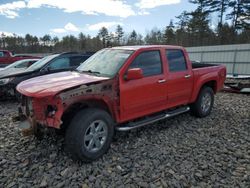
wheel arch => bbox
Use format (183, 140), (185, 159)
(191, 80), (217, 103)
(60, 99), (114, 130)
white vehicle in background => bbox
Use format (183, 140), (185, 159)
(0, 59), (39, 77)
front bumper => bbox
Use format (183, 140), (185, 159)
(18, 117), (37, 136)
(18, 95), (64, 136)
(18, 96), (37, 136)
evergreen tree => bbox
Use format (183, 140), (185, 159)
(189, 0), (212, 14)
(128, 30), (138, 45)
(227, 0), (250, 30)
(187, 7), (212, 46)
(98, 27), (109, 47)
(115, 25), (124, 45)
(145, 28), (164, 45)
(164, 20), (175, 45)
(78, 32), (87, 51)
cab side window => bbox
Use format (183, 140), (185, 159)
(0, 52), (4, 57)
(166, 50), (187, 72)
(129, 51), (162, 77)
(48, 57), (70, 70)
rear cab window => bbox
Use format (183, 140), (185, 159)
(129, 50), (162, 77)
(166, 49), (187, 72)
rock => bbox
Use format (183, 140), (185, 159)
(49, 153), (57, 161)
(82, 183), (89, 188)
(56, 181), (65, 188)
(0, 92), (249, 187)
(194, 172), (203, 180)
(60, 168), (69, 177)
(168, 169), (175, 175)
(47, 163), (53, 169)
(40, 178), (48, 188)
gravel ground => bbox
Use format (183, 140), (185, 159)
(0, 92), (249, 188)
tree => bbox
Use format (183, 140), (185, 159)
(0, 33), (7, 48)
(187, 7), (213, 46)
(227, 0), (250, 30)
(25, 34), (33, 47)
(52, 37), (59, 45)
(189, 0), (212, 14)
(98, 27), (109, 47)
(176, 11), (190, 30)
(164, 20), (176, 45)
(145, 28), (164, 44)
(216, 23), (237, 44)
(40, 34), (51, 46)
(115, 25), (124, 45)
(175, 11), (190, 46)
(78, 32), (87, 51)
(206, 0), (230, 29)
(127, 30), (137, 45)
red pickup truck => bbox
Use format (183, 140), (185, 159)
(17, 45), (226, 161)
(0, 50), (40, 67)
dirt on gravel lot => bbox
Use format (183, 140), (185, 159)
(0, 92), (249, 188)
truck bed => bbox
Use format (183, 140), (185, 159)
(192, 63), (219, 69)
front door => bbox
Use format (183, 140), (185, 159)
(119, 50), (168, 122)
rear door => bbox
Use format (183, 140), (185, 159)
(120, 50), (168, 122)
(165, 49), (193, 107)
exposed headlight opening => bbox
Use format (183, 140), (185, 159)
(46, 105), (58, 117)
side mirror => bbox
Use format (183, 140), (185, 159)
(126, 68), (143, 80)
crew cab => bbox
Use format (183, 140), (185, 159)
(0, 50), (40, 67)
(17, 45), (226, 162)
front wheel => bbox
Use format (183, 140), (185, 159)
(65, 108), (114, 162)
(190, 87), (214, 117)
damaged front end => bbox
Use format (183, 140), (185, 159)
(18, 95), (64, 136)
(17, 79), (118, 136)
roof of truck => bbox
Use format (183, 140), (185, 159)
(112, 45), (184, 51)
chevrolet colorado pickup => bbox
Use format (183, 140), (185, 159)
(17, 45), (226, 162)
(0, 50), (40, 67)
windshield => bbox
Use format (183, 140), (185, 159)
(26, 54), (58, 71)
(4, 59), (36, 69)
(77, 49), (134, 77)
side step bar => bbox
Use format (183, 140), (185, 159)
(116, 106), (190, 131)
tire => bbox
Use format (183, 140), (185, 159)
(65, 108), (114, 162)
(190, 87), (214, 118)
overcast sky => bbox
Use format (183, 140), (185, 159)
(0, 0), (196, 37)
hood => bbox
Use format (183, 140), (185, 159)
(0, 68), (35, 79)
(0, 68), (27, 78)
(16, 71), (109, 98)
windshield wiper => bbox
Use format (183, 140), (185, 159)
(80, 70), (101, 75)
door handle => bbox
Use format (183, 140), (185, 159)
(184, 74), (191, 78)
(158, 79), (166, 83)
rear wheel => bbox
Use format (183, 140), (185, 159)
(65, 108), (114, 162)
(190, 87), (214, 117)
